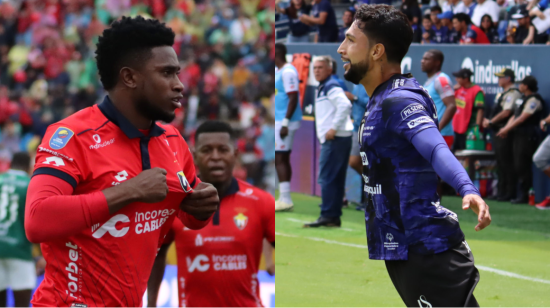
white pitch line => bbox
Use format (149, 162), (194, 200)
(276, 232), (550, 285)
(285, 218), (355, 232)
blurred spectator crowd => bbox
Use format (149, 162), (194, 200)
(275, 0), (550, 45)
(0, 0), (276, 194)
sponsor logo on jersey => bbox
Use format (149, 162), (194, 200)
(362, 174), (369, 184)
(407, 116), (434, 129)
(112, 170), (128, 186)
(92, 214), (130, 238)
(49, 127), (74, 150)
(92, 134), (101, 143)
(38, 146), (74, 161)
(401, 103), (425, 120)
(135, 209), (176, 235)
(177, 171), (192, 192)
(234, 213), (248, 230)
(364, 184), (382, 195)
(195, 234), (204, 246)
(384, 232), (399, 251)
(89, 138), (115, 150)
(42, 156), (65, 167)
(187, 254), (247, 273)
(65, 242), (80, 299)
(360, 152), (369, 166)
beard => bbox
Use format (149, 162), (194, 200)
(135, 97), (176, 124)
(343, 59), (369, 85)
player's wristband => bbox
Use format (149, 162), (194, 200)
(281, 118), (290, 127)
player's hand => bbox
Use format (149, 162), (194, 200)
(130, 168), (169, 203)
(325, 129), (336, 141)
(462, 194), (491, 231)
(180, 182), (219, 221)
(35, 256), (46, 276)
(496, 127), (509, 138)
(280, 126), (289, 139)
(482, 118), (490, 128)
(540, 120), (547, 131)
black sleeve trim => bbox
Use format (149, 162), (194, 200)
(32, 167), (77, 189)
(190, 176), (197, 188)
(77, 128), (92, 136)
(95, 120), (110, 131)
(165, 134), (178, 138)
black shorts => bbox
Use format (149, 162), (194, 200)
(385, 241), (480, 307)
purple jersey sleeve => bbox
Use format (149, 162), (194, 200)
(411, 127), (480, 197)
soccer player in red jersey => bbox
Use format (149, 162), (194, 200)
(24, 16), (219, 307)
(147, 121), (275, 307)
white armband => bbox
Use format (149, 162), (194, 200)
(282, 118), (290, 127)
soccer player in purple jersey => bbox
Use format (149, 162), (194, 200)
(337, 4), (491, 307)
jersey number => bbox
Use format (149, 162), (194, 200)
(0, 184), (19, 236)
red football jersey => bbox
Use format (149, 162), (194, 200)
(31, 96), (200, 307)
(164, 178), (275, 307)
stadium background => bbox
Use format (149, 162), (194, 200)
(0, 0), (275, 306)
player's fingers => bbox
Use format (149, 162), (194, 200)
(153, 167), (167, 175)
(462, 197), (470, 210)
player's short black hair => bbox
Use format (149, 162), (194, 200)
(95, 16), (175, 90)
(275, 43), (287, 62)
(453, 13), (471, 25)
(430, 5), (442, 13)
(11, 152), (30, 171)
(427, 49), (444, 66)
(423, 14), (432, 21)
(195, 120), (235, 144)
(354, 4), (413, 64)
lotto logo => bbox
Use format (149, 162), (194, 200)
(42, 156), (65, 167)
(114, 170), (128, 182)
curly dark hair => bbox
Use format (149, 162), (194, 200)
(95, 16), (175, 90)
(354, 4), (413, 64)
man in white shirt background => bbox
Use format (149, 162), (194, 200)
(304, 56), (353, 228)
(471, 0), (501, 26)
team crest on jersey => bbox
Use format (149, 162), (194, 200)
(233, 213), (248, 230)
(177, 171), (192, 192)
(49, 127), (74, 150)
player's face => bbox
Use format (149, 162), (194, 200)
(430, 11), (440, 24)
(455, 76), (466, 87)
(452, 19), (462, 32)
(343, 11), (353, 27)
(497, 76), (507, 87)
(519, 83), (527, 93)
(337, 21), (370, 85)
(420, 52), (437, 73)
(136, 46), (184, 123)
(195, 132), (237, 185)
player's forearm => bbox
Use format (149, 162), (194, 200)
(476, 109), (484, 126)
(411, 127), (480, 197)
(25, 175), (111, 243)
(490, 109), (512, 125)
(102, 181), (142, 214)
(505, 112), (531, 131)
(177, 209), (213, 230)
(147, 244), (169, 307)
(284, 93), (299, 120)
(438, 103), (456, 130)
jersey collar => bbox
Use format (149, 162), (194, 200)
(98, 96), (166, 139)
(221, 177), (240, 199)
(371, 73), (413, 99)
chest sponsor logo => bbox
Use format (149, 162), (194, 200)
(92, 214), (130, 238)
(187, 254), (247, 273)
(89, 138), (115, 150)
(400, 103), (425, 120)
(407, 116), (433, 129)
(177, 171), (192, 193)
(92, 134), (101, 143)
(195, 234), (235, 247)
(364, 184), (382, 195)
(49, 127), (74, 150)
(384, 232), (399, 251)
(42, 156), (65, 167)
(38, 146), (74, 162)
(135, 209), (176, 235)
(195, 234), (204, 246)
(234, 213), (248, 230)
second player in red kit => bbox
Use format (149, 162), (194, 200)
(24, 17), (219, 307)
(147, 121), (275, 307)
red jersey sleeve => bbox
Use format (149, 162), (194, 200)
(261, 192), (275, 243)
(32, 124), (89, 188)
(167, 126), (200, 189)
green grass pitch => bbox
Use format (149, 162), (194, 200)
(275, 193), (550, 307)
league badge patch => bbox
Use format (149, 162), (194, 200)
(177, 171), (192, 192)
(49, 127), (74, 150)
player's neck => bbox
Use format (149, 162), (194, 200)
(502, 84), (512, 91)
(108, 92), (152, 130)
(426, 70), (439, 78)
(276, 60), (286, 69)
(360, 63), (401, 97)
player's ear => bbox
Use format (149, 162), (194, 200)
(119, 67), (138, 89)
(372, 43), (385, 62)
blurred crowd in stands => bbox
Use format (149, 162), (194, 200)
(276, 0), (550, 45)
(0, 0), (276, 195)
